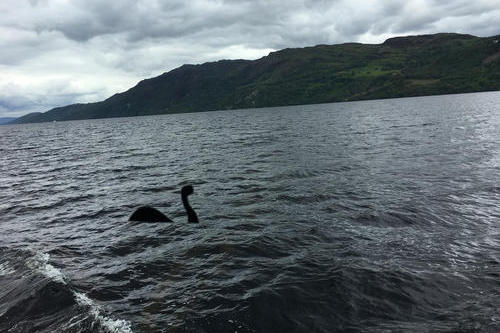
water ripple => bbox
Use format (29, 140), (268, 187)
(1, 92), (500, 332)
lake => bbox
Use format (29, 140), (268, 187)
(1, 91), (499, 332)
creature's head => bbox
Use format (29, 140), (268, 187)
(181, 185), (194, 196)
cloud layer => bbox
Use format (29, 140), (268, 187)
(1, 0), (499, 117)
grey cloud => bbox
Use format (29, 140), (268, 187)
(5, 1), (500, 43)
(4, 1), (341, 46)
(0, 96), (36, 112)
(4, 1), (499, 50)
(0, 86), (107, 117)
(0, 28), (68, 65)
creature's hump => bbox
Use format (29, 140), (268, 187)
(129, 206), (172, 222)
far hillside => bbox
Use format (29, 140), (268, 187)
(11, 33), (500, 124)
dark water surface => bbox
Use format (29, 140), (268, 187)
(1, 92), (499, 332)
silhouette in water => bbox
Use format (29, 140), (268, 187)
(129, 185), (199, 223)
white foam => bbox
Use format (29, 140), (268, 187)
(74, 292), (134, 333)
(25, 251), (133, 332)
(0, 262), (16, 276)
(26, 252), (66, 283)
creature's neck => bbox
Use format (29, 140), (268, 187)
(182, 194), (199, 223)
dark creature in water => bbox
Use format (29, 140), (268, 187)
(129, 185), (199, 223)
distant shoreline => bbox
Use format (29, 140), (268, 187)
(5, 90), (499, 126)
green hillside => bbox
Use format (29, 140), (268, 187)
(12, 33), (500, 124)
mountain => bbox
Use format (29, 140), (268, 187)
(11, 33), (500, 124)
(0, 117), (17, 125)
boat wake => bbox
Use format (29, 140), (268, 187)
(0, 247), (133, 333)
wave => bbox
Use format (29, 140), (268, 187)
(0, 247), (133, 333)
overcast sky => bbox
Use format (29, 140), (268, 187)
(1, 0), (499, 118)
